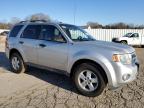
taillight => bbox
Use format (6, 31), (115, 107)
(5, 37), (9, 49)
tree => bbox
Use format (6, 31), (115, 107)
(25, 13), (51, 21)
(108, 23), (127, 29)
(104, 23), (135, 29)
(10, 17), (21, 24)
(0, 23), (9, 29)
(87, 22), (103, 28)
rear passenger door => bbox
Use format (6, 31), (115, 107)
(8, 25), (24, 45)
(37, 25), (68, 71)
(19, 25), (41, 64)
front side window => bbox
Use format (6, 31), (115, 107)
(41, 25), (66, 42)
(60, 24), (95, 42)
(21, 25), (41, 39)
(9, 25), (23, 37)
(133, 33), (139, 37)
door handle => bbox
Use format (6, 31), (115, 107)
(19, 41), (24, 44)
(39, 44), (46, 48)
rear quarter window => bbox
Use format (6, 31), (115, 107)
(9, 25), (23, 37)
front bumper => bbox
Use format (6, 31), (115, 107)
(109, 62), (139, 90)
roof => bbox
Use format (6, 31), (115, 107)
(16, 20), (63, 25)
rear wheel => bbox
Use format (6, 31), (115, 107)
(10, 53), (27, 73)
(73, 63), (106, 97)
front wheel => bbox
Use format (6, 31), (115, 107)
(121, 40), (127, 45)
(10, 53), (27, 73)
(73, 63), (106, 97)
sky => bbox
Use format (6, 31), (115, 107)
(0, 0), (144, 25)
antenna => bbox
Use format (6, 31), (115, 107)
(73, 0), (77, 24)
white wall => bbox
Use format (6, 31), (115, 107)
(85, 29), (144, 42)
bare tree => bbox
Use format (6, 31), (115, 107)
(10, 17), (21, 24)
(112, 23), (129, 29)
(87, 22), (103, 28)
(0, 23), (9, 29)
(25, 13), (51, 21)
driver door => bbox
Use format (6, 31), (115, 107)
(129, 33), (140, 45)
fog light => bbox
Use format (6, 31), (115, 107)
(122, 74), (131, 81)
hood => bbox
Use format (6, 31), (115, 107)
(74, 40), (135, 54)
(114, 37), (128, 41)
(119, 36), (129, 39)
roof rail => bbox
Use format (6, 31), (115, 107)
(19, 21), (29, 23)
(19, 20), (48, 24)
(30, 20), (48, 22)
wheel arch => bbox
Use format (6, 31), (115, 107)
(9, 48), (25, 62)
(70, 59), (108, 84)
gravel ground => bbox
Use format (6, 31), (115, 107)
(0, 43), (144, 108)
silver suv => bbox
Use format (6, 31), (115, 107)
(5, 20), (139, 97)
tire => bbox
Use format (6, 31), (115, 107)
(121, 40), (127, 45)
(10, 53), (27, 73)
(73, 63), (106, 97)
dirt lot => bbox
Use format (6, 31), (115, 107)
(0, 36), (6, 43)
(0, 42), (144, 108)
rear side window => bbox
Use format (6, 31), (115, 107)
(21, 25), (41, 39)
(134, 33), (139, 37)
(9, 25), (23, 37)
(131, 33), (139, 38)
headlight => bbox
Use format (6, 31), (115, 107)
(112, 54), (132, 64)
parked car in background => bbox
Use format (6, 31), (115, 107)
(0, 31), (9, 36)
(112, 33), (144, 47)
(5, 20), (139, 97)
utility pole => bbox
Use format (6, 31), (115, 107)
(73, 0), (77, 25)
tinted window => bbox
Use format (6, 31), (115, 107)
(131, 33), (139, 38)
(41, 25), (66, 42)
(22, 25), (41, 39)
(134, 33), (139, 37)
(9, 25), (23, 37)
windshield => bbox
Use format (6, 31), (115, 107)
(59, 24), (96, 42)
(123, 33), (132, 37)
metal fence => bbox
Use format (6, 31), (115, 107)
(85, 29), (144, 42)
